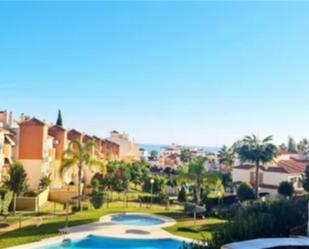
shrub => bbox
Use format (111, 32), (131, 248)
(90, 192), (105, 209)
(39, 175), (51, 190)
(91, 173), (103, 192)
(237, 182), (255, 202)
(278, 181), (294, 197)
(195, 196), (309, 249)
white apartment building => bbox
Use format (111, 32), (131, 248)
(232, 158), (305, 196)
(106, 131), (140, 162)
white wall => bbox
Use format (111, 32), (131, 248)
(232, 167), (303, 196)
(107, 132), (139, 160)
(233, 168), (290, 186)
(232, 168), (251, 183)
(263, 171), (289, 186)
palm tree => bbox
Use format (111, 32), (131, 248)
(278, 143), (287, 153)
(297, 138), (309, 155)
(178, 156), (210, 205)
(287, 136), (297, 153)
(218, 145), (235, 172)
(60, 140), (105, 212)
(5, 162), (28, 214)
(237, 135), (277, 199)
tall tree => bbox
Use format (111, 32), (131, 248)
(237, 135), (277, 199)
(180, 148), (192, 163)
(129, 162), (145, 187)
(56, 109), (63, 127)
(5, 162), (28, 214)
(178, 156), (210, 205)
(278, 143), (287, 153)
(287, 137), (297, 153)
(218, 145), (235, 172)
(150, 150), (158, 161)
(60, 140), (105, 212)
(113, 162), (131, 193)
(297, 138), (309, 155)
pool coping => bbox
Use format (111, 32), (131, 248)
(99, 212), (177, 228)
(7, 213), (193, 249)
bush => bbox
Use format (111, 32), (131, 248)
(278, 181), (294, 197)
(90, 192), (105, 209)
(203, 196), (309, 249)
(237, 182), (255, 202)
(91, 173), (103, 192)
(39, 175), (51, 190)
(207, 203), (241, 219)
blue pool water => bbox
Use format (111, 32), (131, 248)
(111, 214), (164, 226)
(45, 235), (184, 249)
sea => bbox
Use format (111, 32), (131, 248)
(138, 143), (220, 153)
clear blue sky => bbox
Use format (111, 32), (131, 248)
(1, 1), (309, 147)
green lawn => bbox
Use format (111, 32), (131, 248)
(0, 201), (181, 248)
(0, 201), (224, 248)
(164, 217), (226, 240)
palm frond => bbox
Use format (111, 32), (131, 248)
(88, 159), (106, 175)
(83, 141), (96, 153)
(68, 140), (82, 153)
(60, 158), (76, 178)
(263, 135), (273, 143)
(63, 147), (79, 160)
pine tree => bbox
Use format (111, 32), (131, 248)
(56, 110), (63, 127)
(287, 137), (297, 153)
(177, 185), (188, 203)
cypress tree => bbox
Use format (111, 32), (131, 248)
(56, 109), (63, 127)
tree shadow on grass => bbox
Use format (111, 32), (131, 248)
(0, 218), (97, 239)
(154, 212), (187, 220)
(177, 222), (225, 234)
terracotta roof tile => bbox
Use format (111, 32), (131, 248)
(234, 159), (307, 174)
(19, 117), (46, 126)
(234, 165), (255, 170)
(49, 125), (66, 132)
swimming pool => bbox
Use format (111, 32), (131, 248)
(45, 235), (184, 249)
(110, 214), (165, 226)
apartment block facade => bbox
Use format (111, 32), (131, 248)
(18, 118), (56, 188)
(0, 110), (124, 191)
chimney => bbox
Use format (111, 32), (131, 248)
(20, 113), (25, 122)
(8, 112), (13, 127)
